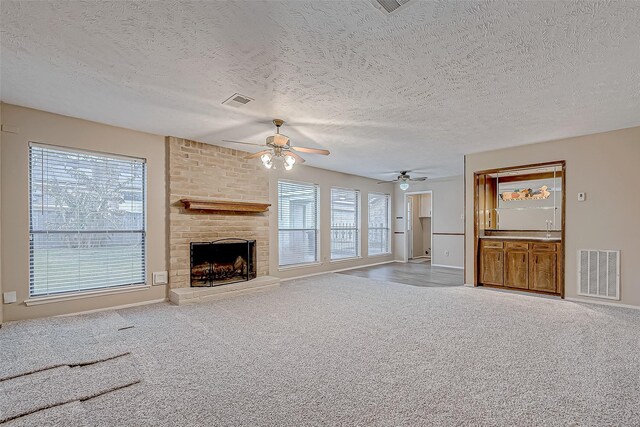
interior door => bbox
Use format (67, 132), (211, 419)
(407, 198), (413, 259)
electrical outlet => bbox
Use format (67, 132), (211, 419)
(3, 291), (17, 304)
(445, 250), (450, 257)
(1, 124), (19, 134)
(152, 271), (168, 285)
(577, 192), (586, 202)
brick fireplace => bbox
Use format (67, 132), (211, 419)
(166, 137), (276, 303)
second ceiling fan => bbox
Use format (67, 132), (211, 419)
(223, 119), (330, 170)
(378, 171), (428, 190)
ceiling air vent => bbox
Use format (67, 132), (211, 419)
(370, 0), (415, 15)
(222, 93), (254, 108)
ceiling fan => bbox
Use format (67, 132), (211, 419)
(377, 171), (428, 191)
(222, 119), (330, 170)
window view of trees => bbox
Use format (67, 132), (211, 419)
(29, 145), (146, 296)
(331, 188), (360, 260)
(278, 181), (319, 266)
(368, 193), (390, 255)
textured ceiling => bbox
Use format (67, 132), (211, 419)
(2, 1), (640, 179)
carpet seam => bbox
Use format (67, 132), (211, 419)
(0, 352), (131, 382)
(0, 379), (141, 424)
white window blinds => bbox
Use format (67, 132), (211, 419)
(368, 193), (391, 255)
(29, 143), (146, 296)
(278, 180), (319, 267)
(331, 188), (360, 260)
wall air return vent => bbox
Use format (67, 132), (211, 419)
(369, 0), (415, 15)
(222, 93), (254, 108)
(577, 250), (620, 300)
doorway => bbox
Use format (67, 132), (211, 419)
(405, 191), (432, 263)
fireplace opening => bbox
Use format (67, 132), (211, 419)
(190, 239), (256, 287)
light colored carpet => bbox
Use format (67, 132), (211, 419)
(1, 273), (639, 426)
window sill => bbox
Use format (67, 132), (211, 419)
(24, 283), (151, 306)
(330, 256), (363, 263)
(278, 262), (323, 272)
(367, 252), (392, 258)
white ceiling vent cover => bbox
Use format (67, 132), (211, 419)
(222, 93), (254, 108)
(578, 250), (620, 300)
(369, 0), (415, 15)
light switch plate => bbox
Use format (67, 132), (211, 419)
(3, 291), (17, 304)
(577, 192), (586, 202)
(152, 271), (168, 285)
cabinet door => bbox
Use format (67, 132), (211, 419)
(419, 194), (431, 217)
(530, 252), (557, 293)
(481, 249), (504, 286)
(505, 250), (528, 289)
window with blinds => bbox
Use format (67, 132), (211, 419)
(331, 188), (360, 260)
(368, 193), (391, 255)
(29, 143), (146, 296)
(278, 180), (319, 267)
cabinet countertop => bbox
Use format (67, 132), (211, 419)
(480, 236), (561, 242)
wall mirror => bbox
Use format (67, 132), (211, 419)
(478, 163), (563, 231)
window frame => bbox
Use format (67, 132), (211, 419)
(367, 192), (391, 256)
(277, 179), (321, 269)
(330, 187), (361, 261)
(28, 142), (148, 298)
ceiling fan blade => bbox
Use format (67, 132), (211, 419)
(285, 151), (306, 164)
(291, 146), (330, 155)
(409, 177), (428, 181)
(377, 180), (398, 184)
(222, 139), (265, 147)
(243, 150), (271, 160)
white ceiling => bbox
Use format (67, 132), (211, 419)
(2, 1), (640, 179)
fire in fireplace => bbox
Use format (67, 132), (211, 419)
(190, 239), (256, 287)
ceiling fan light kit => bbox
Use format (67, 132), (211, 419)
(224, 119), (330, 171)
(377, 171), (428, 191)
(261, 152), (296, 171)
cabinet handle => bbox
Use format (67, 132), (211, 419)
(535, 255), (538, 263)
(522, 254), (525, 263)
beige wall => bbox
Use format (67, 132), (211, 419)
(0, 104), (397, 320)
(393, 176), (465, 268)
(0, 105), (3, 323)
(0, 104), (167, 321)
(465, 126), (640, 307)
(269, 165), (395, 280)
(167, 137), (270, 288)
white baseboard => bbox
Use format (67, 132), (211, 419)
(463, 283), (475, 287)
(55, 298), (168, 317)
(431, 263), (464, 270)
(280, 260), (396, 282)
(565, 296), (640, 311)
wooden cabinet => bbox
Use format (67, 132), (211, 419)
(505, 249), (528, 289)
(418, 194), (431, 218)
(479, 239), (561, 295)
(481, 248), (504, 286)
(504, 242), (528, 289)
(530, 251), (557, 293)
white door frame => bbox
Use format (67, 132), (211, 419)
(403, 190), (433, 263)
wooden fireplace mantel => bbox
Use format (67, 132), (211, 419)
(179, 199), (271, 213)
